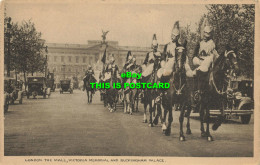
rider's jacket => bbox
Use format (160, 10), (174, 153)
(162, 41), (177, 61)
(193, 39), (216, 60)
(143, 51), (162, 71)
(106, 63), (119, 78)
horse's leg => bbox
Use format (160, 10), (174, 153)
(87, 91), (90, 103)
(186, 105), (192, 135)
(161, 102), (168, 133)
(136, 91), (139, 112)
(165, 105), (173, 136)
(179, 103), (185, 141)
(148, 101), (154, 127)
(200, 103), (206, 137)
(206, 105), (213, 141)
(212, 97), (224, 131)
(153, 104), (161, 125)
(143, 102), (148, 123)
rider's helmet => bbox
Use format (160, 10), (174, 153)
(110, 54), (115, 64)
(126, 51), (133, 63)
(201, 17), (213, 41)
(151, 34), (158, 50)
(171, 21), (180, 43)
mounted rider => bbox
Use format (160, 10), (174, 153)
(141, 34), (162, 82)
(191, 18), (219, 76)
(104, 54), (120, 82)
(83, 65), (97, 92)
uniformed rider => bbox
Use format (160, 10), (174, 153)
(191, 18), (219, 75)
(104, 55), (119, 82)
(142, 34), (162, 82)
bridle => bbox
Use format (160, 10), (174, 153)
(211, 50), (238, 95)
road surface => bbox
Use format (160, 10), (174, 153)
(4, 90), (254, 156)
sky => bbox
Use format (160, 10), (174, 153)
(6, 1), (207, 47)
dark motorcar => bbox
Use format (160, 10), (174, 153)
(27, 76), (51, 99)
(60, 80), (73, 94)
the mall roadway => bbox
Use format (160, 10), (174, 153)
(4, 90), (253, 156)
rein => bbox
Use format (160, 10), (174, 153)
(211, 51), (235, 96)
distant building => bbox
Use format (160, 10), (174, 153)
(46, 40), (164, 82)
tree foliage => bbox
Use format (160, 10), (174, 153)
(4, 18), (47, 77)
(206, 4), (255, 78)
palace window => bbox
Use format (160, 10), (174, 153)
(83, 57), (86, 63)
(76, 56), (79, 63)
(68, 56), (72, 62)
(61, 56), (64, 62)
(54, 56), (57, 62)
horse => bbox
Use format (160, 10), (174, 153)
(160, 41), (192, 137)
(141, 70), (162, 127)
(170, 42), (193, 141)
(194, 48), (239, 141)
(83, 73), (97, 104)
(105, 67), (120, 112)
(128, 65), (142, 114)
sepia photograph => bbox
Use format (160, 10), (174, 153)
(0, 0), (259, 164)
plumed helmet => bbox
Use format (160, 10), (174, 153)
(110, 54), (115, 63)
(126, 51), (133, 62)
(201, 17), (213, 38)
(151, 34), (158, 48)
(171, 21), (180, 36)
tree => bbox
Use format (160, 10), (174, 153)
(5, 19), (47, 88)
(205, 4), (255, 78)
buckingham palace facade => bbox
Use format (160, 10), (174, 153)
(46, 40), (160, 82)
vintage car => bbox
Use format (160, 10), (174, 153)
(60, 80), (73, 94)
(210, 79), (254, 124)
(46, 73), (56, 92)
(27, 76), (51, 99)
(4, 77), (23, 105)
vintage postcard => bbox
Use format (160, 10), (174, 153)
(0, 0), (259, 164)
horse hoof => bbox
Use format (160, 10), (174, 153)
(186, 129), (192, 135)
(143, 119), (148, 123)
(130, 112), (132, 115)
(165, 129), (171, 136)
(207, 136), (214, 141)
(148, 123), (153, 127)
(179, 136), (185, 141)
(162, 124), (167, 131)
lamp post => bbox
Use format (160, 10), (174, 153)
(43, 46), (48, 77)
(62, 64), (66, 79)
(6, 17), (12, 77)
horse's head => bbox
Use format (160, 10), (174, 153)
(224, 49), (240, 77)
(175, 40), (187, 73)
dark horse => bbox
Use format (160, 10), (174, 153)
(104, 67), (120, 112)
(173, 41), (193, 141)
(83, 73), (97, 104)
(161, 41), (192, 137)
(142, 66), (162, 126)
(195, 48), (239, 141)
